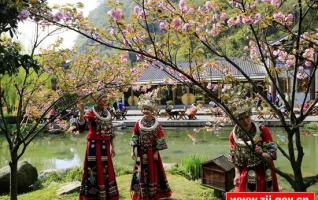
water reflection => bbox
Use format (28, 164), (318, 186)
(0, 128), (317, 177)
(54, 153), (81, 169)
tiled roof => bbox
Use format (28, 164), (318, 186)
(136, 57), (266, 84)
(201, 155), (234, 172)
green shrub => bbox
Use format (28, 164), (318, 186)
(304, 122), (318, 130)
(63, 167), (82, 182)
(41, 172), (62, 186)
(168, 166), (190, 179)
(180, 155), (208, 180)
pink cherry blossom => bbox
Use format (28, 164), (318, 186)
(136, 54), (144, 61)
(254, 13), (262, 24)
(262, 0), (271, 3)
(250, 46), (257, 54)
(179, 0), (188, 12)
(130, 68), (138, 75)
(227, 18), (236, 27)
(159, 21), (167, 32)
(273, 12), (285, 23)
(205, 1), (212, 11)
(65, 13), (73, 22)
(18, 10), (30, 21)
(298, 66), (304, 72)
(303, 48), (315, 60)
(54, 12), (65, 21)
(296, 69), (308, 80)
(210, 24), (220, 37)
(182, 23), (190, 32)
(172, 18), (182, 29)
(207, 83), (213, 90)
(285, 60), (293, 68)
(296, 73), (303, 80)
(285, 56), (295, 67)
(179, 0), (185, 9)
(235, 16), (242, 25)
(220, 12), (228, 21)
(305, 61), (312, 67)
(120, 54), (128, 63)
(47, 11), (54, 19)
(285, 14), (293, 26)
(187, 8), (195, 15)
(271, 0), (281, 7)
(278, 51), (288, 62)
(107, 8), (122, 22)
(242, 16), (254, 25)
(134, 6), (143, 18)
(273, 49), (281, 56)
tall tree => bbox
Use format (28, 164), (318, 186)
(30, 0), (318, 191)
(0, 3), (138, 199)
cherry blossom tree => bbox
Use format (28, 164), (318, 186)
(0, 3), (140, 199)
(27, 0), (318, 191)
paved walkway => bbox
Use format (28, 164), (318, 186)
(114, 109), (318, 127)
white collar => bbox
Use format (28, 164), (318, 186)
(138, 117), (159, 131)
(232, 123), (261, 146)
(92, 107), (111, 122)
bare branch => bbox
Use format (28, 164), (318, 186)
(275, 168), (295, 187)
(298, 97), (318, 122)
(291, 0), (304, 117)
(277, 144), (291, 161)
(300, 61), (318, 115)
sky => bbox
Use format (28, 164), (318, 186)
(17, 0), (101, 53)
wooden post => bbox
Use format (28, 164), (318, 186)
(271, 78), (277, 102)
(172, 86), (177, 105)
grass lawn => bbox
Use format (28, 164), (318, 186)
(0, 173), (217, 200)
(0, 173), (316, 200)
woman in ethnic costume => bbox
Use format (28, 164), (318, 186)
(130, 100), (172, 200)
(78, 95), (119, 200)
(228, 99), (279, 192)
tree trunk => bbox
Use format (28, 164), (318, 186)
(291, 151), (306, 191)
(287, 128), (306, 192)
(293, 175), (306, 191)
(9, 151), (18, 200)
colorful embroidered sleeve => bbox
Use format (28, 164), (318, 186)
(261, 126), (277, 160)
(156, 125), (168, 150)
(130, 122), (139, 146)
(76, 111), (94, 133)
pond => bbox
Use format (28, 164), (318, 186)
(0, 127), (317, 178)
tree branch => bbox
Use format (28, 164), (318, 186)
(291, 0), (303, 117)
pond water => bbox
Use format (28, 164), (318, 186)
(0, 127), (317, 178)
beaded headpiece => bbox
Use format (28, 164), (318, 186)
(139, 99), (155, 111)
(224, 85), (253, 119)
